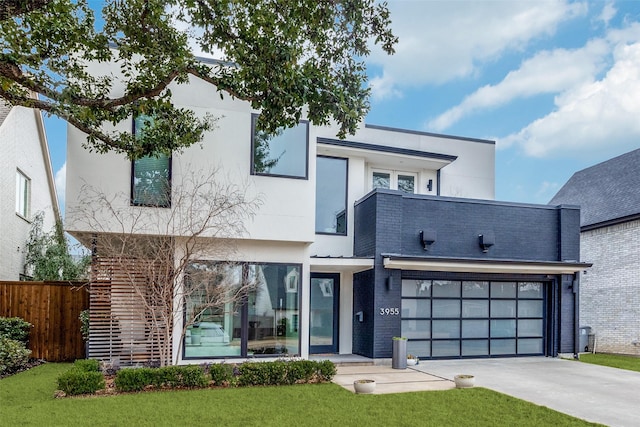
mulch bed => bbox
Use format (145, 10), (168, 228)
(0, 358), (46, 380)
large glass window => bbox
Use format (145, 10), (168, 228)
(131, 116), (171, 207)
(184, 262), (300, 359)
(15, 170), (30, 218)
(316, 156), (348, 234)
(251, 115), (308, 178)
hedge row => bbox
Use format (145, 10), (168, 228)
(212, 360), (336, 387)
(56, 359), (336, 395)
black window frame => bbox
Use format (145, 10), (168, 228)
(250, 113), (309, 180)
(315, 155), (349, 236)
(130, 116), (172, 207)
(181, 261), (303, 360)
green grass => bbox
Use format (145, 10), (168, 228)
(579, 353), (640, 372)
(0, 363), (599, 427)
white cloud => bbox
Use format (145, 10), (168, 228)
(428, 39), (610, 130)
(597, 2), (616, 27)
(368, 0), (587, 100)
(499, 41), (640, 158)
(55, 162), (66, 212)
(369, 72), (403, 101)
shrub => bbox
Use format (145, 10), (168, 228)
(73, 358), (100, 372)
(115, 367), (156, 392)
(316, 360), (337, 381)
(153, 365), (208, 388)
(209, 363), (235, 386)
(0, 317), (32, 345)
(0, 336), (32, 376)
(57, 368), (105, 395)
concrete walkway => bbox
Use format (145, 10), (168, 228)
(333, 365), (454, 394)
(332, 357), (640, 426)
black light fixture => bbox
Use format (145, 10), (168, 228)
(419, 230), (437, 251)
(386, 274), (394, 290)
(479, 232), (495, 253)
(426, 179), (433, 192)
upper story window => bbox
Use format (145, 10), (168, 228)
(372, 169), (416, 194)
(15, 169), (30, 218)
(316, 156), (348, 235)
(251, 114), (309, 179)
(131, 115), (171, 207)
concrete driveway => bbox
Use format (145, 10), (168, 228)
(415, 357), (640, 427)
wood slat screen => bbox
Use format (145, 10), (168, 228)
(0, 281), (89, 361)
(90, 257), (170, 366)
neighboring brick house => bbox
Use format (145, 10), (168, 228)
(0, 100), (60, 280)
(550, 148), (640, 355)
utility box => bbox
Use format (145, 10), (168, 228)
(579, 326), (592, 352)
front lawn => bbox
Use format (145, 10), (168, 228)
(579, 353), (640, 372)
(0, 363), (599, 426)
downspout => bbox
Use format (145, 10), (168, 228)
(436, 169), (441, 196)
(573, 274), (580, 357)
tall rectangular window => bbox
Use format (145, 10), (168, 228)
(16, 170), (30, 218)
(316, 156), (348, 235)
(131, 116), (171, 207)
(251, 114), (309, 179)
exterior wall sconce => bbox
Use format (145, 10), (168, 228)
(479, 232), (495, 253)
(419, 230), (437, 251)
(386, 275), (394, 290)
(426, 179), (433, 192)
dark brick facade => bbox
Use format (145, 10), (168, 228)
(352, 189), (582, 359)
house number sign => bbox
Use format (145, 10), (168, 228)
(379, 307), (400, 315)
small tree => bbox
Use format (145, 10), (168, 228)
(23, 212), (90, 281)
(69, 167), (260, 366)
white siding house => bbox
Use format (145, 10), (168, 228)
(0, 101), (59, 280)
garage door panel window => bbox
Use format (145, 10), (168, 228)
(432, 320), (460, 338)
(402, 280), (431, 297)
(462, 319), (489, 338)
(433, 280), (461, 297)
(491, 282), (516, 298)
(432, 300), (461, 318)
(518, 338), (543, 354)
(462, 340), (489, 356)
(433, 340), (460, 357)
(407, 340), (431, 357)
(490, 319), (516, 338)
(518, 319), (543, 337)
(401, 320), (431, 339)
(462, 300), (488, 317)
(491, 339), (516, 355)
(462, 281), (489, 298)
(402, 299), (431, 318)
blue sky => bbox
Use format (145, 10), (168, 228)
(46, 0), (640, 209)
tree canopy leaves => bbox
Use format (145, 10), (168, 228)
(0, 0), (397, 158)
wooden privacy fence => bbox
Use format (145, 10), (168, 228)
(0, 281), (89, 362)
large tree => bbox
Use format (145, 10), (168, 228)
(0, 0), (397, 159)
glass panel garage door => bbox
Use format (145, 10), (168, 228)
(401, 280), (544, 358)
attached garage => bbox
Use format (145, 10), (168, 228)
(401, 279), (546, 359)
(351, 190), (589, 360)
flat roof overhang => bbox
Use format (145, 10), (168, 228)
(310, 256), (374, 274)
(383, 255), (591, 275)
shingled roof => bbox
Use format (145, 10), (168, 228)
(549, 148), (640, 229)
(0, 101), (11, 128)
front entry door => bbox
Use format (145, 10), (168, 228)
(309, 273), (339, 354)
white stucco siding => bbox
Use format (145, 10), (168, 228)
(580, 219), (640, 355)
(0, 107), (57, 280)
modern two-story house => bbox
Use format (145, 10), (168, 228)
(65, 63), (588, 366)
(0, 100), (59, 280)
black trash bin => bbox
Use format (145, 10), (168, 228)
(579, 326), (592, 352)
